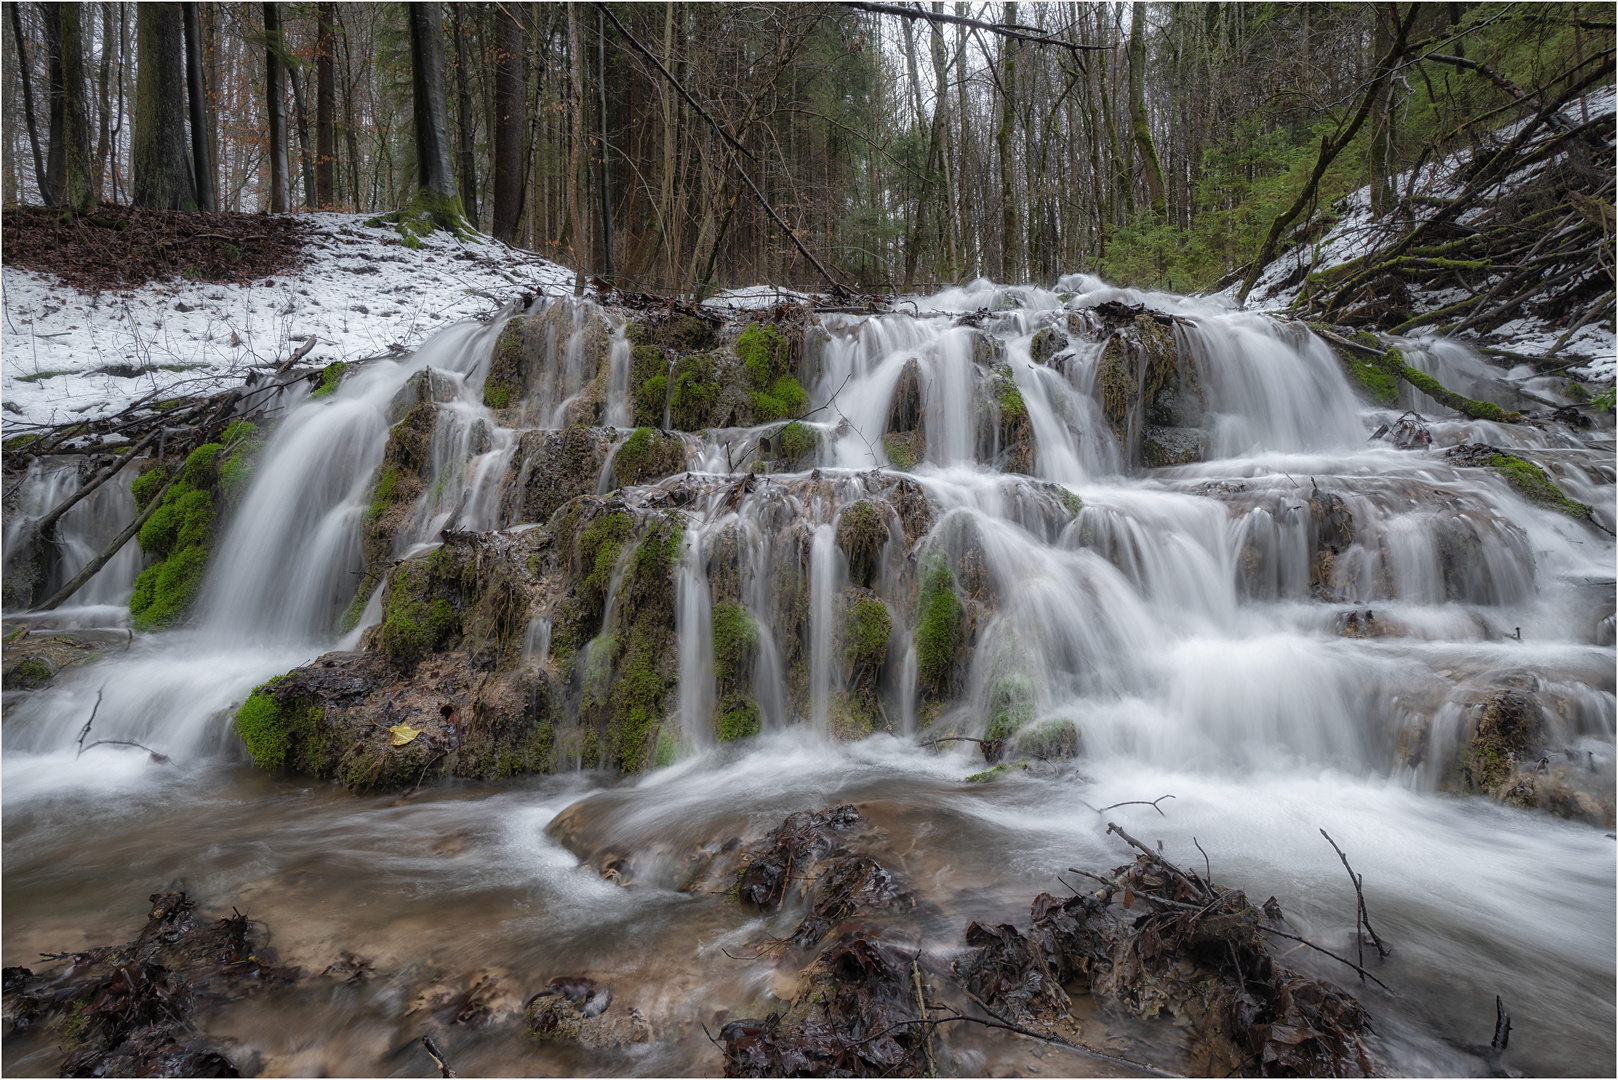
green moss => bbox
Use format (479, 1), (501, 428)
(131, 464), (172, 510)
(1488, 453), (1592, 519)
(367, 466), (399, 522)
(777, 422), (818, 464)
(129, 444), (222, 631)
(579, 510), (634, 609)
(966, 763), (1013, 783)
(1348, 355), (1400, 405)
(234, 681), (292, 770)
(669, 353), (721, 430)
(610, 628), (668, 771)
(916, 551), (964, 693)
(634, 374), (668, 428)
(712, 601), (759, 684)
(652, 725), (683, 768)
(717, 700), (761, 742)
(339, 577), (379, 634)
(1058, 488), (1081, 517)
(986, 673), (1035, 741)
(844, 598), (891, 668)
(737, 322), (789, 390)
(15, 369), (70, 383)
(8, 657), (53, 689)
(752, 376), (808, 422)
(993, 366), (1027, 424)
(378, 559), (460, 665)
(613, 427), (685, 488)
(882, 433), (918, 471)
(310, 361), (348, 399)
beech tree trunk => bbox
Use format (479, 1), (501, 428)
(316, 2), (335, 207)
(44, 2), (93, 211)
(1128, 2), (1167, 220)
(409, 2), (460, 206)
(451, 3), (479, 224)
(10, 3), (50, 203)
(182, 2), (216, 211)
(262, 3), (290, 212)
(132, 2), (195, 210)
(491, 2), (525, 243)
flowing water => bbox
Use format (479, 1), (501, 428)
(3, 278), (1613, 1076)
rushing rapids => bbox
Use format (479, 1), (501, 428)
(2, 277), (1613, 1076)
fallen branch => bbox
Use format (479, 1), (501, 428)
(952, 983), (1183, 1077)
(30, 467), (182, 612)
(1105, 821), (1209, 899)
(1097, 795), (1176, 816)
(1257, 925), (1394, 993)
(75, 688), (105, 755)
(1320, 829), (1390, 965)
(420, 1034), (457, 1078)
(30, 428), (161, 542)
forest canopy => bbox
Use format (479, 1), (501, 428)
(2, 2), (1613, 294)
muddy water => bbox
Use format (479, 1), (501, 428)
(4, 276), (1615, 1076)
(3, 731), (1613, 1076)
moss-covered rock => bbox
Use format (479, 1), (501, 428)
(990, 364), (1035, 475)
(611, 427), (686, 489)
(835, 501), (888, 589)
(915, 551), (964, 696)
(604, 514), (684, 771)
(361, 397), (438, 580)
(1458, 690), (1541, 793)
(773, 421), (820, 469)
(128, 443), (224, 631)
(843, 596), (891, 670)
(1100, 315), (1185, 468)
(713, 600), (761, 743)
(1488, 453), (1593, 519)
(3, 655), (55, 690)
(485, 318), (525, 410)
(502, 426), (612, 526)
(1029, 326), (1068, 364)
(310, 360), (347, 399)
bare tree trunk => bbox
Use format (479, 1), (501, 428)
(410, 1), (462, 219)
(44, 2), (93, 211)
(566, 1), (587, 288)
(596, 6), (614, 280)
(263, 2), (290, 212)
(491, 1), (524, 242)
(92, 1), (112, 204)
(1128, 2), (1166, 220)
(451, 3), (479, 224)
(10, 2), (50, 202)
(289, 65), (316, 207)
(182, 2), (215, 211)
(133, 2), (195, 209)
(315, 2), (335, 207)
(997, 2), (1020, 282)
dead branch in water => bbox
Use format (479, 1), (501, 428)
(1320, 828), (1391, 966)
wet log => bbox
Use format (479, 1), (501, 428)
(29, 468), (181, 612)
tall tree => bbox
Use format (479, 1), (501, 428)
(491, 1), (525, 243)
(132, 2), (195, 209)
(182, 2), (216, 211)
(450, 3), (478, 223)
(262, 2), (290, 212)
(9, 2), (50, 202)
(1128, 2), (1167, 220)
(409, 1), (462, 219)
(596, 6), (613, 278)
(997, 2), (1020, 281)
(92, 1), (114, 205)
(43, 2), (94, 211)
(315, 2), (335, 207)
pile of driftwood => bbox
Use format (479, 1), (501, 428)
(1, 341), (328, 612)
(1290, 59), (1614, 351)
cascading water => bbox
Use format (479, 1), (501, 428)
(3, 277), (1612, 1076)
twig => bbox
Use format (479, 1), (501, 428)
(1193, 837), (1214, 890)
(420, 1034), (457, 1078)
(1320, 829), (1390, 960)
(78, 738), (171, 764)
(75, 688), (105, 756)
(1256, 926), (1394, 993)
(952, 983), (1183, 1077)
(1105, 822), (1207, 899)
(1097, 795), (1175, 816)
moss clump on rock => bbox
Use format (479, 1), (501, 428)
(843, 597), (891, 669)
(737, 322), (790, 389)
(775, 422), (819, 466)
(6, 656), (54, 690)
(129, 443), (221, 631)
(310, 361), (347, 399)
(986, 673), (1035, 742)
(485, 318), (524, 410)
(751, 376), (808, 422)
(578, 510), (634, 611)
(1460, 691), (1541, 793)
(916, 551), (964, 695)
(612, 427), (686, 489)
(1488, 453), (1592, 519)
(233, 676), (329, 773)
(669, 353), (723, 431)
(605, 515), (685, 771)
(712, 601), (759, 685)
(836, 501), (888, 589)
(377, 552), (462, 667)
(718, 700), (761, 742)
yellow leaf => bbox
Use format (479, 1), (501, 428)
(389, 723), (422, 746)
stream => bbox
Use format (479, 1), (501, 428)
(3, 277), (1613, 1077)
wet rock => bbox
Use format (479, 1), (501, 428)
(361, 396), (438, 575)
(525, 976), (651, 1049)
(883, 477), (932, 545)
(501, 427), (613, 526)
(988, 364), (1036, 475)
(1029, 325), (1068, 365)
(970, 329), (1006, 369)
(1100, 314), (1192, 469)
(885, 358), (923, 436)
(1143, 425), (1205, 467)
(1307, 488), (1355, 600)
(1, 890), (296, 1078)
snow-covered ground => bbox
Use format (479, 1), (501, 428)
(1229, 85), (1616, 382)
(2, 213), (576, 430)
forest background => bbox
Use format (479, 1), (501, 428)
(2, 2), (1613, 297)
